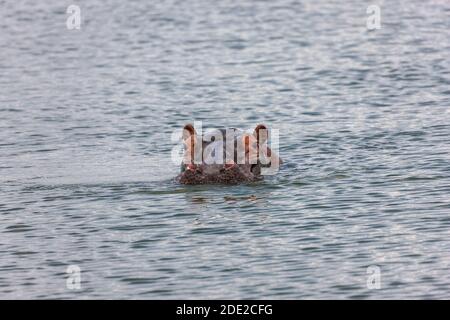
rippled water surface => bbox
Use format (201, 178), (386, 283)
(1, 0), (450, 299)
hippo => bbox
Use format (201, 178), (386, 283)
(177, 124), (282, 184)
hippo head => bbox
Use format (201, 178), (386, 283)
(177, 124), (281, 184)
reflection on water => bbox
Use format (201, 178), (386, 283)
(1, 0), (450, 299)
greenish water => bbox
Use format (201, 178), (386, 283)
(0, 0), (449, 299)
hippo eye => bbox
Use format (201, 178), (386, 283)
(251, 164), (261, 175)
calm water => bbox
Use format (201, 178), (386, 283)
(1, 0), (450, 299)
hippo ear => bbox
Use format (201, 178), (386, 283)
(182, 124), (197, 164)
(183, 123), (196, 140)
(253, 124), (268, 145)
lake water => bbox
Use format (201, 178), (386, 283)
(1, 0), (449, 299)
